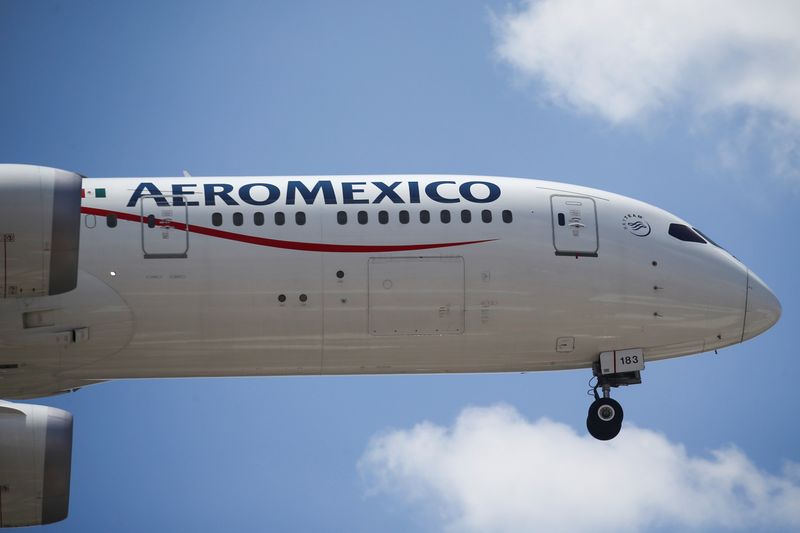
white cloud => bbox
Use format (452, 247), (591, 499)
(359, 405), (800, 533)
(493, 0), (800, 124)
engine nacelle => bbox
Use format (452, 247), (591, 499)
(0, 401), (73, 526)
(0, 164), (82, 298)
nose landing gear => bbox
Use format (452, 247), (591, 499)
(587, 393), (624, 441)
(586, 361), (641, 441)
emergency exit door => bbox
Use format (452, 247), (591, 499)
(551, 195), (598, 257)
(140, 196), (189, 259)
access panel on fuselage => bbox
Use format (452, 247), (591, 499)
(368, 256), (464, 335)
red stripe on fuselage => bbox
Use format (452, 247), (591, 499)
(80, 206), (497, 253)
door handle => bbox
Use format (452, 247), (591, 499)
(568, 222), (585, 228)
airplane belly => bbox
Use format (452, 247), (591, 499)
(319, 238), (625, 374)
(64, 221), (324, 379)
(0, 270), (134, 398)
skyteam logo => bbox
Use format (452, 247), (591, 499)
(622, 214), (651, 237)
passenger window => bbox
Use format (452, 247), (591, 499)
(558, 213), (566, 226)
(233, 212), (244, 226)
(378, 210), (389, 224)
(358, 211), (368, 225)
(212, 213), (223, 227)
(254, 212), (264, 226)
(668, 223), (706, 243)
(481, 210), (492, 223)
(461, 210), (471, 223)
(275, 212), (286, 226)
(502, 210), (513, 223)
(106, 214), (118, 228)
(147, 214), (156, 228)
(420, 210), (430, 224)
(296, 212), (306, 225)
(440, 210), (451, 223)
(337, 211), (347, 225)
(399, 210), (410, 224)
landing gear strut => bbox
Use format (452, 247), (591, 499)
(586, 362), (641, 441)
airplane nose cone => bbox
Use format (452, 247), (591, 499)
(742, 270), (781, 341)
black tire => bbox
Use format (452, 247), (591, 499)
(586, 398), (623, 441)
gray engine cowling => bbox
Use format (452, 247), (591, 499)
(0, 164), (82, 298)
(0, 401), (73, 526)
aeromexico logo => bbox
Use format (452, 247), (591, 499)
(622, 214), (651, 236)
(125, 180), (501, 208)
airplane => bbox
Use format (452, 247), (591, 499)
(0, 163), (780, 526)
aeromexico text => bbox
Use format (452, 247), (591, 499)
(126, 180), (501, 207)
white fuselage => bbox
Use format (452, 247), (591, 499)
(0, 174), (780, 398)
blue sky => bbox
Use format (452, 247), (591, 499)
(1, 1), (798, 531)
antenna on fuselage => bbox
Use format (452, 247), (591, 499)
(182, 170), (192, 177)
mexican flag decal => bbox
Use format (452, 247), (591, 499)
(81, 188), (107, 198)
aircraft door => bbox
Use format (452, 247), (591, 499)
(551, 195), (598, 257)
(140, 196), (189, 259)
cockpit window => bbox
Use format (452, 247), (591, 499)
(693, 228), (722, 249)
(668, 223), (706, 243)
